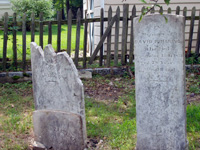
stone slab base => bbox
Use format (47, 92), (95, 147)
(33, 110), (86, 150)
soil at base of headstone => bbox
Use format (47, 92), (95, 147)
(83, 76), (135, 101)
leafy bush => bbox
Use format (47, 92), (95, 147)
(10, 0), (53, 20)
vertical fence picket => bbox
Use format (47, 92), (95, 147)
(176, 6), (180, 15)
(187, 7), (196, 57)
(22, 13), (26, 71)
(2, 12), (8, 71)
(129, 5), (136, 64)
(39, 12), (43, 49)
(13, 13), (17, 69)
(195, 11), (200, 55)
(83, 11), (88, 68)
(106, 6), (112, 67)
(48, 21), (52, 44)
(159, 7), (163, 14)
(167, 7), (172, 14)
(67, 9), (72, 56)
(31, 13), (35, 42)
(74, 9), (81, 67)
(114, 7), (120, 66)
(121, 4), (129, 65)
(183, 7), (187, 26)
(151, 7), (155, 14)
(99, 8), (104, 66)
(141, 6), (145, 14)
(57, 11), (62, 52)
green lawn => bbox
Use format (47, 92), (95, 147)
(0, 73), (200, 149)
(0, 24), (84, 60)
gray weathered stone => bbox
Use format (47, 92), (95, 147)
(8, 72), (23, 77)
(33, 110), (85, 150)
(79, 70), (92, 79)
(31, 42), (86, 149)
(134, 14), (187, 150)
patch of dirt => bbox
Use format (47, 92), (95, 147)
(187, 94), (200, 104)
(84, 77), (134, 101)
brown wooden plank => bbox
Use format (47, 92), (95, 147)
(167, 7), (172, 14)
(99, 8), (104, 66)
(39, 13), (43, 49)
(114, 6), (120, 66)
(67, 9), (72, 56)
(187, 7), (196, 58)
(13, 13), (17, 70)
(48, 21), (52, 44)
(89, 15), (117, 64)
(121, 4), (129, 65)
(31, 13), (35, 42)
(22, 13), (26, 71)
(176, 6), (180, 15)
(195, 11), (200, 55)
(106, 6), (112, 67)
(129, 5), (136, 65)
(74, 9), (81, 67)
(2, 12), (8, 71)
(83, 10), (88, 68)
(57, 11), (62, 52)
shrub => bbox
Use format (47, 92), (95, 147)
(10, 0), (53, 20)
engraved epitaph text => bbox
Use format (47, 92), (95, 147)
(134, 14), (187, 150)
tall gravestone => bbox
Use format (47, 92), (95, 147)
(31, 42), (87, 150)
(134, 14), (187, 149)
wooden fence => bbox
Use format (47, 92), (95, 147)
(0, 4), (200, 72)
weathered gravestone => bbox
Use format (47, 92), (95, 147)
(134, 14), (187, 149)
(31, 42), (87, 150)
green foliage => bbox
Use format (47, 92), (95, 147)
(138, 0), (171, 22)
(10, 0), (53, 19)
(186, 56), (200, 65)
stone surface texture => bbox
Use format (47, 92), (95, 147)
(33, 110), (85, 150)
(31, 42), (86, 149)
(134, 14), (187, 150)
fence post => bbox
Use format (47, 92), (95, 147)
(39, 12), (43, 49)
(31, 13), (35, 42)
(151, 7), (155, 14)
(176, 6), (180, 15)
(106, 6), (112, 67)
(114, 6), (120, 66)
(99, 8), (104, 66)
(183, 7), (187, 25)
(57, 11), (62, 52)
(167, 7), (172, 14)
(67, 9), (72, 56)
(13, 13), (17, 70)
(129, 5), (136, 64)
(48, 21), (52, 44)
(75, 9), (81, 67)
(2, 12), (8, 71)
(121, 4), (129, 65)
(22, 13), (27, 71)
(187, 7), (196, 58)
(159, 6), (163, 14)
(195, 11), (200, 55)
(83, 10), (88, 68)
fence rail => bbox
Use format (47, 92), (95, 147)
(1, 4), (200, 72)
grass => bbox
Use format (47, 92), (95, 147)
(0, 24), (84, 60)
(0, 75), (200, 149)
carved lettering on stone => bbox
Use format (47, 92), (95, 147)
(134, 14), (187, 150)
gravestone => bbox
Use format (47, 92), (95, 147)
(31, 42), (86, 150)
(134, 14), (187, 149)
